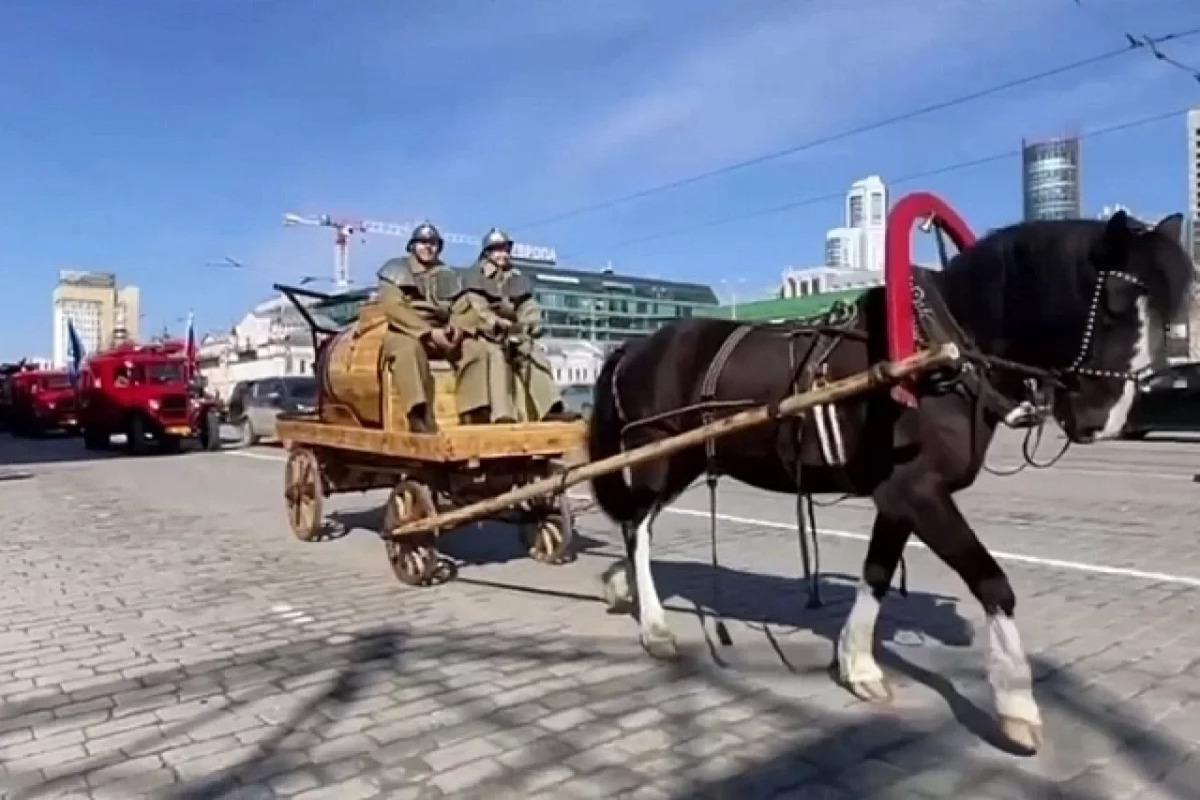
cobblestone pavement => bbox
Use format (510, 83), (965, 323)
(1, 430), (1199, 799)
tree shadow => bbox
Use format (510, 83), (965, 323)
(1, 622), (1194, 800)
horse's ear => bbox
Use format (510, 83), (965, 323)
(1105, 209), (1130, 239)
(1095, 209), (1132, 264)
(1154, 213), (1184, 243)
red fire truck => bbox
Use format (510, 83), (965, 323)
(77, 340), (221, 454)
(6, 369), (81, 436)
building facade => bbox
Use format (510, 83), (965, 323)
(779, 264), (884, 299)
(51, 270), (140, 367)
(1022, 136), (1081, 221)
(197, 294), (325, 402)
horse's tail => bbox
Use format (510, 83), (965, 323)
(588, 344), (636, 524)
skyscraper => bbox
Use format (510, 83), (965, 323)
(824, 175), (887, 272)
(1187, 108), (1199, 262)
(1022, 136), (1081, 221)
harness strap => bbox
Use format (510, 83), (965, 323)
(700, 325), (754, 465)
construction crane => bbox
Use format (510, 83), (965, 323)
(282, 212), (557, 291)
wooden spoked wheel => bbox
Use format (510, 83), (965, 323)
(523, 513), (574, 565)
(383, 481), (441, 587)
(284, 448), (323, 541)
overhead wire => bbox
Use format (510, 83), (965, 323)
(565, 106), (1188, 257)
(514, 25), (1200, 232)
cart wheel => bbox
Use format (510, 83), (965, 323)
(284, 448), (324, 541)
(523, 514), (575, 565)
(382, 482), (444, 587)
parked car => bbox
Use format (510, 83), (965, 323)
(560, 383), (594, 420)
(227, 376), (318, 445)
(1122, 362), (1200, 439)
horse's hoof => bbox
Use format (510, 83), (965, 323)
(846, 678), (893, 704)
(642, 633), (679, 660)
(999, 716), (1043, 754)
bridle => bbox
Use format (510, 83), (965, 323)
(1062, 269), (1151, 382)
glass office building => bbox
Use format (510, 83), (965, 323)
(308, 259), (719, 343)
(1022, 136), (1081, 221)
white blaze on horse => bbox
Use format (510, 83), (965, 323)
(586, 209), (1193, 754)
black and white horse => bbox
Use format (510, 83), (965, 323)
(587, 210), (1193, 753)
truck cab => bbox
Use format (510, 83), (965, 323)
(77, 342), (220, 454)
(7, 370), (80, 436)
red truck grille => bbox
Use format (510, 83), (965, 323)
(159, 395), (188, 416)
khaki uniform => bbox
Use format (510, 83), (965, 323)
(377, 255), (463, 430)
(452, 261), (563, 422)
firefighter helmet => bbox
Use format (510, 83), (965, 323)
(406, 222), (444, 254)
(480, 227), (513, 256)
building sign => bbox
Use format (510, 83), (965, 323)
(512, 242), (557, 263)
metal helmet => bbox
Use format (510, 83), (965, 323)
(407, 221), (443, 253)
(480, 227), (513, 256)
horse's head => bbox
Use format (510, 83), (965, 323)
(1049, 210), (1193, 443)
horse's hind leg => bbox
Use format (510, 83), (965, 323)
(836, 511), (911, 703)
(630, 505), (677, 659)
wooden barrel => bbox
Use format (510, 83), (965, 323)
(317, 302), (459, 431)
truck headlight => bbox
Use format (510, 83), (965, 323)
(148, 398), (160, 410)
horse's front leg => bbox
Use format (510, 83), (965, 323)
(836, 511), (911, 703)
(906, 478), (1043, 753)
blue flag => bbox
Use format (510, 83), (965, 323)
(66, 317), (86, 385)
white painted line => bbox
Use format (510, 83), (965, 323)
(227, 452), (1200, 589)
(225, 449), (286, 462)
(658, 507), (1200, 589)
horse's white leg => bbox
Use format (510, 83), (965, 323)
(835, 580), (891, 702)
(633, 511), (676, 659)
(988, 612), (1043, 752)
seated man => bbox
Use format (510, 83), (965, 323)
(452, 228), (578, 424)
(376, 222), (464, 433)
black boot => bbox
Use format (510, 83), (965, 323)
(459, 407), (491, 426)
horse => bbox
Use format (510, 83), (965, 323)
(586, 210), (1193, 753)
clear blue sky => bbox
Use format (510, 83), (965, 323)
(1, 0), (1198, 360)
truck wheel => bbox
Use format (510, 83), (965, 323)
(200, 410), (221, 451)
(83, 428), (109, 450)
(239, 419), (258, 447)
(126, 416), (150, 456)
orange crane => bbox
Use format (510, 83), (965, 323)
(282, 212), (557, 291)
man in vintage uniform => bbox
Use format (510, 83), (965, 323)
(376, 222), (464, 433)
(452, 228), (577, 423)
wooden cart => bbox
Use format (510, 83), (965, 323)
(276, 414), (587, 586)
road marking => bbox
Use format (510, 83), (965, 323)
(659, 507), (1200, 589)
(225, 450), (1200, 589)
(225, 449), (285, 462)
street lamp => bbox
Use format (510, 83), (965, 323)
(719, 277), (747, 320)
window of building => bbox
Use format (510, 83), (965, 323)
(848, 196), (864, 227)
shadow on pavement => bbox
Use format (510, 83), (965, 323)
(0, 624), (1194, 800)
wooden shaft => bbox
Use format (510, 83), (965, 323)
(389, 343), (960, 538)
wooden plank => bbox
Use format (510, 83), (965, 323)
(275, 417), (586, 462)
(387, 344), (960, 537)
